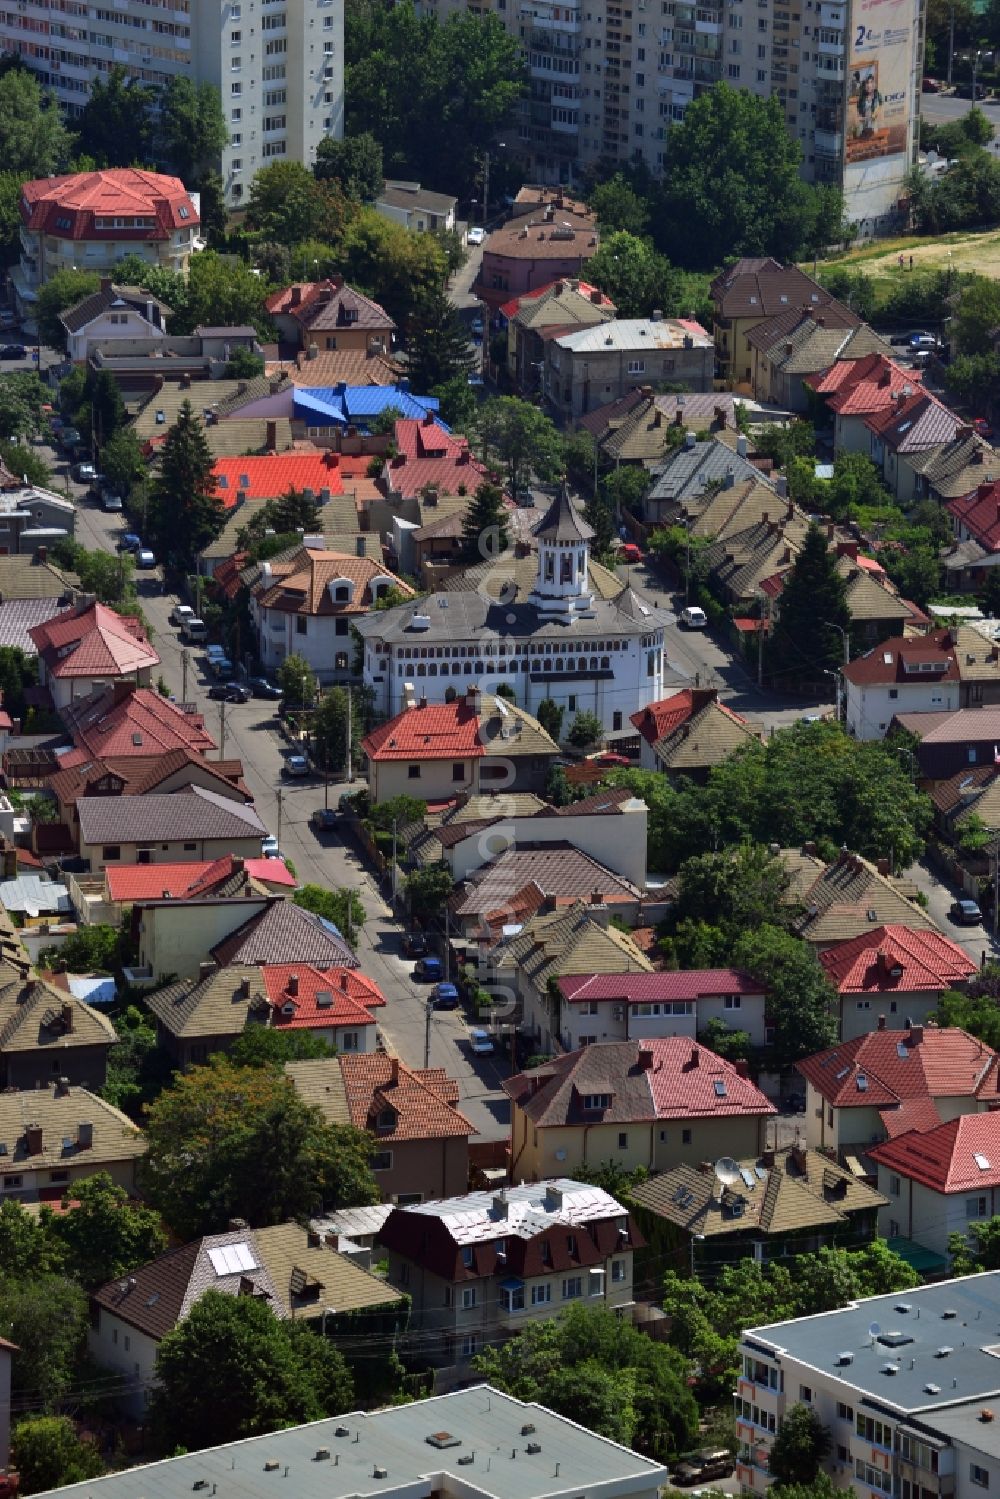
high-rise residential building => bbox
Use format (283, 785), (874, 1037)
(0, 0), (343, 206)
(421, 0), (924, 232)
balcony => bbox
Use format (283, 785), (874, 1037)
(817, 35), (844, 53)
(813, 127), (842, 154)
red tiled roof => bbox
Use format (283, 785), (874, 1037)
(362, 700), (485, 762)
(261, 963), (385, 1030)
(879, 1097), (943, 1140)
(339, 1053), (473, 1140)
(20, 168), (198, 240)
(842, 629), (960, 687)
(796, 1026), (1000, 1108)
(244, 857), (297, 887)
(265, 279), (395, 334)
(212, 550), (249, 601)
(948, 481), (1000, 554)
(498, 279), (615, 321)
(864, 390), (957, 451)
(106, 857), (238, 903)
(211, 452), (345, 507)
(819, 924), (976, 994)
(810, 353), (921, 415)
(869, 1111), (1000, 1192)
(558, 968), (764, 1003)
(630, 691), (695, 746)
(29, 602), (159, 680)
(384, 415), (496, 500)
(62, 685), (216, 759)
(505, 1037), (776, 1126)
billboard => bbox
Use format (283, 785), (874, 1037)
(843, 0), (917, 222)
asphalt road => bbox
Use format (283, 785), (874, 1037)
(903, 855), (1000, 965)
(921, 87), (1000, 143)
(36, 438), (512, 1142)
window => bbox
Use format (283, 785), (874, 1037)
(800, 1385), (812, 1404)
(856, 1415), (891, 1448)
(888, 1174), (901, 1196)
(231, 80), (242, 93)
(2, 1175), (22, 1190)
(461, 1333), (478, 1357)
(611, 1259), (626, 1283)
(682, 1128), (692, 1144)
(452, 762), (465, 782)
(855, 1459), (892, 1494)
(531, 1283), (552, 1305)
(626, 360), (646, 374)
(968, 1195), (989, 1219)
(583, 1093), (612, 1110)
(562, 1276), (582, 1299)
(341, 1032), (360, 1052)
(971, 1466), (990, 1490)
(296, 616), (307, 635)
(836, 1402), (853, 1423)
(407, 765), (421, 779)
(501, 1284), (524, 1311)
(102, 846), (121, 861)
(724, 995), (742, 1010)
(462, 1287), (476, 1309)
(462, 1246), (474, 1267)
(618, 1132), (628, 1149)
(371, 1151), (392, 1171)
(613, 711), (623, 731)
(50, 1170), (69, 1184)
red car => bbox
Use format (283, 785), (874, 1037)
(922, 76), (941, 91)
(592, 752), (632, 767)
(620, 543), (644, 563)
(973, 418), (994, 439)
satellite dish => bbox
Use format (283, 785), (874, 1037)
(869, 1322), (882, 1338)
(714, 1157), (741, 1187)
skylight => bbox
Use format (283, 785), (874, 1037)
(856, 1074), (868, 1092)
(714, 1079), (727, 1097)
(976, 1153), (991, 1170)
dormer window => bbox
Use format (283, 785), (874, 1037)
(376, 1107), (395, 1133)
(583, 1093), (612, 1111)
(541, 1240), (552, 1265)
(462, 1246), (474, 1268)
(328, 576), (354, 605)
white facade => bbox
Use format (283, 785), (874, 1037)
(875, 1167), (1000, 1261)
(443, 801), (648, 889)
(252, 571), (397, 685)
(523, 985), (769, 1055)
(846, 676), (957, 740)
(66, 304), (166, 363)
(88, 1306), (159, 1419)
(0, 0), (342, 208)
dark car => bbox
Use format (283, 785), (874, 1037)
(951, 898), (983, 925)
(414, 956), (443, 982)
(225, 683), (251, 703)
(430, 982), (461, 1009)
(783, 1091), (806, 1114)
(403, 932), (429, 958)
(207, 683), (231, 701)
(117, 533), (142, 553)
(672, 1450), (735, 1488)
(0, 344), (26, 361)
(311, 807), (339, 832)
(249, 676), (283, 699)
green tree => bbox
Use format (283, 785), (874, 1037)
(48, 1172), (166, 1291)
(0, 438), (49, 489)
(946, 352), (1000, 412)
(0, 644), (36, 721)
(880, 543), (942, 609)
(181, 251), (272, 337)
(768, 1405), (832, 1487)
(567, 709), (603, 750)
(955, 274), (1000, 356)
(477, 396), (564, 503)
(246, 160), (353, 247)
(293, 882), (365, 937)
(0, 371), (46, 441)
(586, 231), (680, 318)
(51, 538), (135, 607)
(0, 171), (26, 263)
(432, 374), (478, 432)
(12, 1417), (103, 1495)
(407, 285), (476, 392)
(36, 270), (101, 351)
(0, 69), (72, 177)
(312, 687), (350, 776)
(314, 131), (384, 201)
(768, 522), (850, 683)
(405, 864), (454, 924)
(0, 1199), (64, 1279)
(278, 651), (317, 707)
(229, 1028), (334, 1068)
(101, 427), (144, 496)
(75, 65), (154, 165)
(340, 209), (448, 329)
(460, 481), (510, 563)
(536, 697), (565, 743)
(89, 367), (126, 453)
(102, 1004), (168, 1120)
(673, 845), (791, 947)
(141, 1057), (378, 1239)
(159, 76), (229, 184)
(0, 1275), (89, 1408)
(37, 921), (124, 973)
(368, 794), (427, 831)
(151, 1290), (353, 1452)
(732, 924), (838, 1068)
(589, 175), (651, 237)
(224, 345), (265, 379)
(473, 1303), (698, 1461)
(147, 399), (225, 571)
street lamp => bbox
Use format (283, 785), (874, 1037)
(822, 666), (842, 722)
(823, 619), (850, 666)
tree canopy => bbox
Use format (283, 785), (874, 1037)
(12, 1417), (103, 1496)
(0, 69), (72, 178)
(140, 1056), (378, 1238)
(768, 522), (850, 684)
(586, 232), (680, 318)
(314, 131), (384, 202)
(477, 398), (564, 503)
(147, 399), (225, 572)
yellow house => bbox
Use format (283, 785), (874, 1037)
(505, 1037), (775, 1182)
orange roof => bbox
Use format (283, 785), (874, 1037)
(30, 602), (159, 680)
(383, 415), (495, 500)
(106, 857), (238, 903)
(211, 451), (345, 507)
(262, 963), (386, 1031)
(810, 352), (921, 415)
(870, 1111), (1000, 1192)
(63, 685), (216, 759)
(339, 1053), (474, 1141)
(255, 549), (413, 617)
(362, 699), (485, 762)
(797, 1026), (1000, 1109)
(630, 691), (696, 747)
(819, 925), (976, 995)
(20, 168), (198, 240)
(243, 857), (297, 887)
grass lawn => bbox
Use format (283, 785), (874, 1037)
(805, 225), (1000, 310)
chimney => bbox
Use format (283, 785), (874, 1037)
(827, 521), (835, 541)
(54, 1075), (70, 1097)
(325, 1232), (339, 1250)
(240, 976), (251, 998)
(466, 683), (481, 713)
(724, 465), (735, 490)
(876, 857), (890, 875)
(910, 1025), (924, 1045)
(419, 691), (428, 710)
(307, 1228), (321, 1248)
(356, 535), (366, 557)
(290, 286), (302, 307)
(100, 276), (112, 294)
(736, 434), (748, 459)
(265, 419), (278, 450)
(690, 1045), (699, 1067)
(684, 430), (696, 450)
(288, 973), (299, 997)
(790, 1145), (808, 1174)
(25, 1123), (42, 1154)
(638, 1045), (654, 1071)
(589, 888), (604, 905)
(199, 960), (215, 981)
(390, 1056), (400, 1084)
(776, 475), (788, 499)
(78, 1120), (93, 1149)
(590, 288), (602, 304)
(958, 424), (974, 440)
(554, 281), (565, 295)
(61, 1001), (73, 1034)
(877, 1014), (887, 1030)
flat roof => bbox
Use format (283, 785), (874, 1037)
(33, 1386), (668, 1499)
(745, 1271), (1000, 1418)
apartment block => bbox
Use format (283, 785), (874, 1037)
(735, 1271), (1000, 1499)
(420, 0), (923, 229)
(0, 0), (343, 206)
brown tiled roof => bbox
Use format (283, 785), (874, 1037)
(710, 258), (832, 318)
(797, 1025), (1000, 1108)
(450, 845), (642, 920)
(0, 555), (77, 601)
(795, 849), (939, 944)
(145, 963), (269, 1041)
(211, 901), (358, 968)
(0, 979), (116, 1056)
(339, 1054), (474, 1141)
(928, 764), (997, 815)
(254, 549), (413, 617)
(76, 786), (266, 846)
(47, 748), (249, 809)
(265, 279), (396, 335)
(652, 697), (759, 771)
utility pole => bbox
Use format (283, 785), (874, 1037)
(482, 150), (491, 228)
(444, 904), (451, 983)
(391, 818), (398, 903)
(276, 786), (283, 845)
(219, 701), (226, 760)
(424, 1001), (432, 1069)
(346, 686), (353, 783)
(181, 648), (189, 705)
(757, 594), (766, 687)
(948, 1), (956, 86)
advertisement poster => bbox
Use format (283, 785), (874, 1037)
(845, 0), (914, 166)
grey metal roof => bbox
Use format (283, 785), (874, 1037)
(553, 317), (711, 353)
(744, 1271), (1000, 1418)
(395, 1179), (626, 1244)
(353, 586), (669, 647)
(0, 875), (70, 916)
(0, 597), (66, 653)
(648, 436), (773, 505)
(533, 484), (594, 544)
(76, 786), (267, 845)
(32, 1385), (668, 1499)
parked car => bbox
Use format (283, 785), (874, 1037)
(101, 493), (123, 513)
(680, 605), (708, 629)
(908, 331), (938, 349)
(672, 1450), (735, 1488)
(135, 549), (156, 569)
(207, 682), (231, 700)
(71, 461), (97, 483)
(310, 807), (338, 832)
(225, 683), (251, 703)
(973, 418), (994, 439)
(261, 835), (280, 859)
(470, 317), (484, 339)
(403, 932), (428, 958)
(951, 898), (983, 925)
(469, 1027), (495, 1055)
(414, 956), (443, 982)
(170, 604), (195, 628)
(248, 676), (283, 699)
(0, 344), (26, 361)
(281, 753), (310, 777)
(922, 75), (941, 90)
(0, 310), (19, 330)
(590, 751), (631, 767)
(117, 533), (142, 553)
(180, 618), (209, 643)
(430, 982), (461, 1009)
(205, 644), (227, 660)
(619, 542), (644, 563)
(209, 655), (234, 679)
(58, 428), (82, 453)
(467, 226), (485, 245)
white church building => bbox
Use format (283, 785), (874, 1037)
(354, 487), (674, 736)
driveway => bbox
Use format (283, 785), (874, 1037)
(903, 855), (999, 966)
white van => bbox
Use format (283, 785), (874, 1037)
(180, 617), (208, 642)
(680, 605), (708, 629)
(170, 604), (195, 629)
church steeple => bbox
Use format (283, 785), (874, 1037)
(528, 483), (595, 620)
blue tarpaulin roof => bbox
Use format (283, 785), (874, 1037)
(293, 385), (442, 428)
